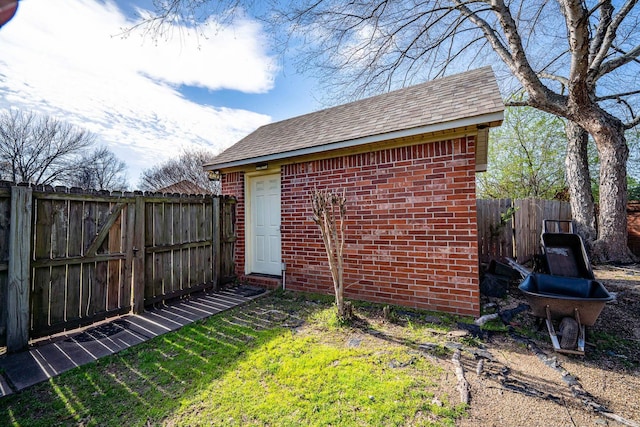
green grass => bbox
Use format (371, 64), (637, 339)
(0, 293), (464, 426)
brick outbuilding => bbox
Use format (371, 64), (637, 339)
(205, 67), (504, 316)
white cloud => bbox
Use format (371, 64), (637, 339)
(0, 0), (275, 184)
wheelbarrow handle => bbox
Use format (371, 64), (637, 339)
(542, 219), (575, 234)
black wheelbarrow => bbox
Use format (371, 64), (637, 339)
(519, 273), (613, 354)
(518, 220), (613, 355)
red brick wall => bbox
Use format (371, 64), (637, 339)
(222, 136), (480, 316)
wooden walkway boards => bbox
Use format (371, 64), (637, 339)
(0, 286), (267, 397)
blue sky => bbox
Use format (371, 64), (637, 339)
(0, 0), (321, 185)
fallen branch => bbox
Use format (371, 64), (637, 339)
(474, 304), (529, 327)
(451, 349), (470, 404)
(474, 313), (499, 326)
(444, 342), (495, 361)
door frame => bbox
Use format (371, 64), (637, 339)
(244, 171), (282, 275)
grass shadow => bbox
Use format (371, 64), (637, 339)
(0, 293), (319, 426)
(0, 291), (466, 426)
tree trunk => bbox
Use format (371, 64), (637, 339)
(564, 121), (597, 250)
(585, 117), (636, 263)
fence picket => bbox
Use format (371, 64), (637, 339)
(181, 201), (191, 290)
(152, 202), (166, 299)
(90, 202), (111, 315)
(162, 202), (173, 295)
(191, 203), (201, 285)
(107, 204), (122, 311)
(66, 199), (83, 321)
(132, 197), (145, 314)
(171, 202), (182, 291)
(0, 190), (11, 347)
(32, 198), (53, 332)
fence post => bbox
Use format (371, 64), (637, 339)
(132, 196), (146, 314)
(7, 186), (32, 352)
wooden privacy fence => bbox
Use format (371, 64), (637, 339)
(477, 198), (572, 264)
(0, 183), (236, 352)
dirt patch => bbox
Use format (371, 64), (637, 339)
(458, 264), (640, 426)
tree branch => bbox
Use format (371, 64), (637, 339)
(505, 100), (533, 108)
(624, 115), (640, 130)
(588, 1), (614, 68)
(595, 89), (640, 101)
(559, 0), (592, 104)
(589, 0), (638, 77)
(596, 43), (640, 78)
(455, 0), (565, 113)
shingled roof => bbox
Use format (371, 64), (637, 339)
(205, 67), (503, 170)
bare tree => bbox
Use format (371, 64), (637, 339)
(311, 189), (351, 319)
(138, 147), (219, 194)
(285, 1), (640, 263)
(140, 1), (640, 262)
(0, 109), (94, 185)
(67, 146), (129, 191)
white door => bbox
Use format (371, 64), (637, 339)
(249, 174), (281, 275)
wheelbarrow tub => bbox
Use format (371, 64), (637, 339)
(519, 273), (612, 326)
(541, 233), (594, 279)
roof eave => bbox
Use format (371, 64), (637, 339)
(204, 111), (504, 171)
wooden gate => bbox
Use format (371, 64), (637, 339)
(31, 191), (135, 338)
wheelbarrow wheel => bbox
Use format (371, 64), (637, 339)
(559, 317), (579, 350)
